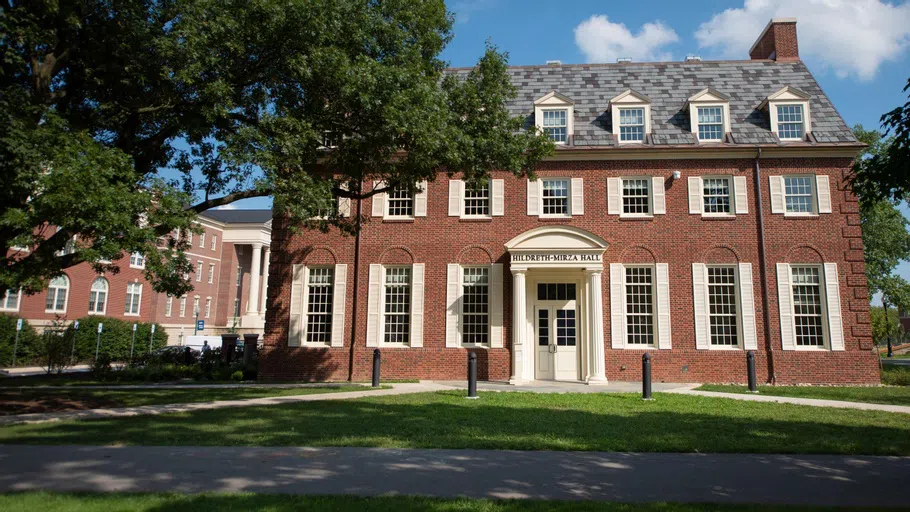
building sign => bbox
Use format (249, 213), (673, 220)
(511, 253), (602, 263)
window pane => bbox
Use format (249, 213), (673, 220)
(703, 177), (731, 214)
(625, 267), (654, 346)
(784, 176), (814, 213)
(383, 267), (411, 343)
(387, 187), (414, 217)
(306, 267), (334, 343)
(791, 266), (825, 347)
(462, 267), (489, 344)
(708, 267), (738, 346)
(777, 105), (804, 139)
(556, 309), (576, 346)
(619, 108), (644, 141)
(622, 178), (650, 215)
(542, 179), (569, 215)
(464, 183), (490, 217)
(543, 110), (567, 143)
(538, 309), (549, 346)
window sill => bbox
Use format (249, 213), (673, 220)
(124, 313), (140, 317)
(461, 344), (491, 349)
(129, 265), (145, 270)
(377, 344), (413, 349)
(701, 215), (736, 221)
(792, 346), (829, 352)
(706, 346), (743, 351)
(45, 310), (66, 314)
(87, 311), (105, 316)
(382, 218), (415, 223)
(783, 213), (819, 219)
(0, 309), (20, 313)
(620, 345), (658, 350)
(538, 216), (572, 222)
(618, 215), (653, 221)
(459, 217), (493, 223)
(302, 342), (335, 348)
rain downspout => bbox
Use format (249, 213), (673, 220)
(754, 147), (776, 384)
(347, 181), (363, 382)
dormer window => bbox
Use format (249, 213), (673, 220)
(761, 86), (811, 142)
(534, 91), (574, 145)
(610, 89), (651, 144)
(686, 88), (730, 142)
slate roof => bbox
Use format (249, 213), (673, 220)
(200, 209), (272, 224)
(447, 59), (858, 148)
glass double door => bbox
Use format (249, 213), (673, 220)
(534, 299), (578, 381)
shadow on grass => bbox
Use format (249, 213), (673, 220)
(0, 391), (907, 455)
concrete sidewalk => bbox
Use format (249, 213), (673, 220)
(666, 386), (910, 414)
(0, 382), (448, 426)
(0, 445), (906, 507)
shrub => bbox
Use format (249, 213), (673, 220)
(0, 314), (39, 366)
(65, 316), (168, 362)
(34, 324), (73, 374)
(882, 366), (910, 386)
(231, 370), (244, 382)
(92, 352), (113, 377)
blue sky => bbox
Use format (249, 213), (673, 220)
(223, 0), (910, 301)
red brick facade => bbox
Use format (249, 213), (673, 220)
(750, 19), (799, 61)
(260, 157), (879, 385)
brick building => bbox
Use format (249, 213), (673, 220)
(260, 18), (879, 385)
(2, 210), (273, 344)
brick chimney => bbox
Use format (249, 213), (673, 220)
(749, 18), (799, 61)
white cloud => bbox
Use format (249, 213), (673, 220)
(695, 0), (910, 80)
(574, 15), (679, 63)
(452, 0), (497, 24)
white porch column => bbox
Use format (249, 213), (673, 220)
(246, 243), (263, 314)
(259, 247), (270, 315)
(509, 269), (528, 384)
(586, 269), (608, 384)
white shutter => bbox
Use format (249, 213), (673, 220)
(692, 263), (709, 350)
(769, 176), (785, 214)
(527, 179), (540, 216)
(288, 264), (305, 347)
(571, 178), (584, 215)
(656, 263), (671, 349)
(448, 180), (464, 217)
(610, 263), (625, 349)
(410, 263), (425, 347)
(739, 263), (757, 351)
(330, 264), (347, 347)
(414, 181), (428, 217)
(366, 264), (382, 347)
(688, 177), (703, 214)
(492, 179), (505, 216)
(652, 177), (666, 215)
(777, 263), (795, 350)
(445, 264), (461, 348)
(816, 175), (832, 214)
(734, 176), (748, 214)
(371, 181), (386, 217)
(490, 263), (504, 348)
(607, 178), (621, 215)
(824, 263), (845, 351)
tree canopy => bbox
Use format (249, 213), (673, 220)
(0, 0), (553, 297)
(851, 78), (910, 202)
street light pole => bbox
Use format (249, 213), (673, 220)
(194, 308), (200, 335)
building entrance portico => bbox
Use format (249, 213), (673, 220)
(505, 226), (608, 385)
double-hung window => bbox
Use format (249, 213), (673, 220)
(542, 109), (567, 143)
(624, 266), (655, 346)
(88, 277), (108, 315)
(461, 267), (490, 345)
(199, 233), (205, 248)
(1, 289), (21, 312)
(386, 187), (414, 218)
(541, 179), (569, 216)
(179, 296), (187, 317)
(196, 261), (203, 282)
(165, 296), (173, 317)
(464, 183), (490, 217)
(791, 266), (825, 348)
(129, 252), (145, 269)
(382, 267), (411, 344)
(305, 267), (334, 344)
(703, 177), (732, 214)
(696, 106), (724, 141)
(45, 275), (69, 313)
(208, 264), (215, 284)
(777, 105), (805, 140)
(193, 296), (200, 317)
(619, 108), (645, 142)
(707, 267), (739, 347)
(211, 235), (217, 251)
(204, 297), (212, 318)
(622, 178), (651, 216)
(124, 282), (142, 315)
(784, 176), (814, 214)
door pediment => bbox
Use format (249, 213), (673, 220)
(505, 226), (607, 270)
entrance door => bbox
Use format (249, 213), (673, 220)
(534, 301), (578, 381)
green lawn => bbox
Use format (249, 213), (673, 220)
(0, 492), (884, 512)
(696, 384), (910, 406)
(0, 385), (372, 414)
(1, 391), (908, 455)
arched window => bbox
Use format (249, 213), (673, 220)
(88, 277), (108, 314)
(45, 275), (69, 313)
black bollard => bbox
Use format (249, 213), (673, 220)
(372, 348), (381, 387)
(184, 346), (191, 365)
(887, 338), (893, 358)
(642, 352), (653, 400)
(746, 351), (757, 392)
(467, 352), (478, 399)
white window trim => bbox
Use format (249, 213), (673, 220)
(616, 106), (647, 144)
(533, 91), (574, 145)
(45, 276), (70, 314)
(537, 107), (571, 145)
(196, 261), (203, 282)
(208, 263), (215, 284)
(691, 103), (730, 142)
(459, 265), (492, 348)
(539, 178), (573, 218)
(619, 264), (657, 349)
(165, 296), (173, 317)
(384, 187), (416, 220)
(179, 296), (187, 317)
(462, 182), (492, 219)
(124, 282), (142, 317)
(378, 265), (413, 348)
(610, 90), (651, 144)
(705, 265), (743, 350)
(301, 265), (334, 347)
(204, 297), (212, 319)
(770, 101), (811, 141)
(0, 289), (22, 312)
(783, 174), (819, 217)
(700, 176), (736, 218)
(787, 263), (831, 351)
(199, 233), (206, 249)
(620, 177), (653, 218)
(87, 278), (109, 316)
(129, 251), (145, 270)
(211, 235), (217, 251)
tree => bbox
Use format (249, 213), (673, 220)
(851, 78), (910, 201)
(1, 0), (552, 298)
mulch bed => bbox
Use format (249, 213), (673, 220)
(0, 391), (122, 415)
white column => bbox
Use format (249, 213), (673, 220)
(259, 247), (270, 315)
(246, 243), (263, 314)
(586, 269), (608, 384)
(509, 269), (527, 384)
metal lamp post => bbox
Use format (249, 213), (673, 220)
(194, 307), (200, 335)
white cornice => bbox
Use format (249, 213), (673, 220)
(544, 145), (861, 161)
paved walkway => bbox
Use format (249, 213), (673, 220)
(0, 364), (91, 377)
(0, 382), (448, 426)
(432, 379), (693, 394)
(0, 445), (905, 507)
(666, 386), (910, 414)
